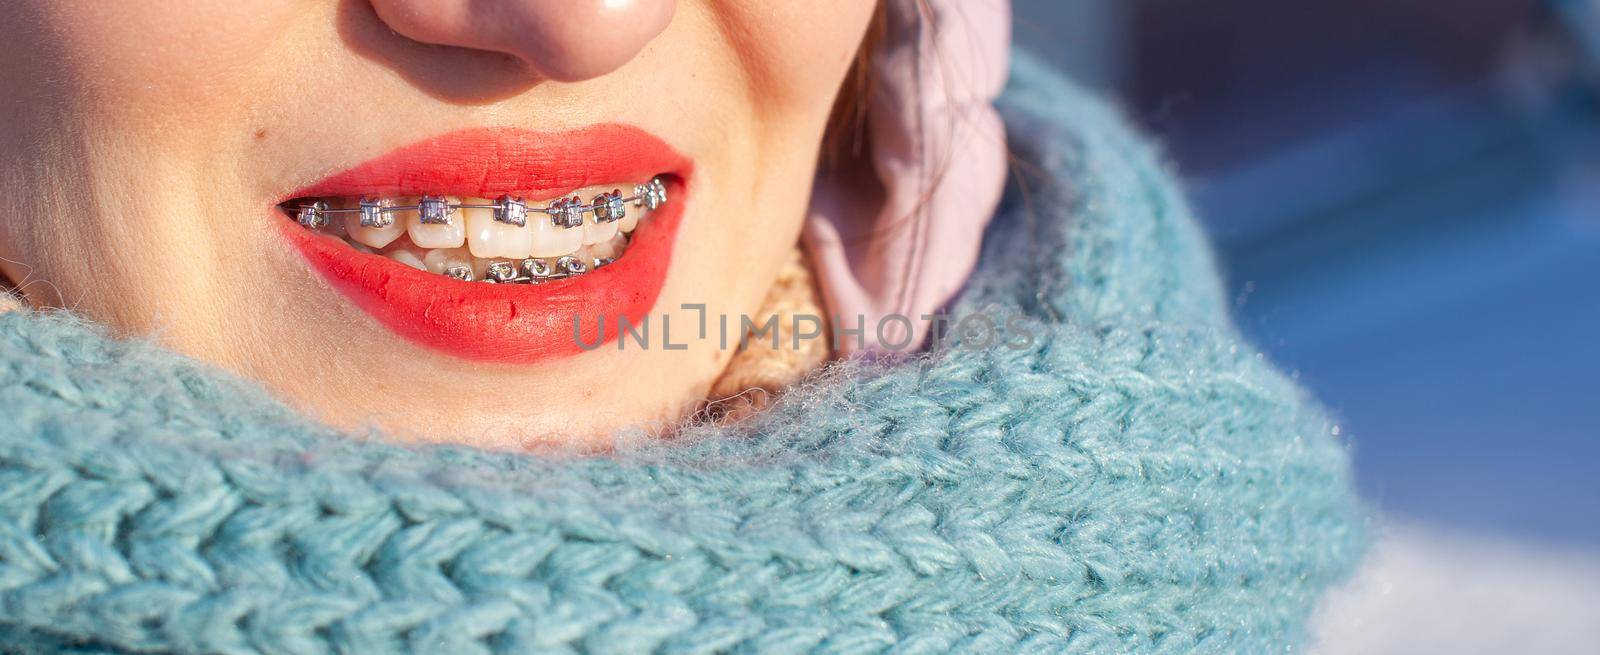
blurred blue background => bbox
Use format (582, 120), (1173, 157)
(1012, 0), (1599, 548)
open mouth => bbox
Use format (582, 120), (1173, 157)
(278, 125), (692, 364)
(279, 177), (668, 283)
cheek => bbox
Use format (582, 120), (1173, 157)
(30, 0), (298, 131)
(708, 0), (878, 117)
(667, 3), (877, 337)
(0, 1), (302, 319)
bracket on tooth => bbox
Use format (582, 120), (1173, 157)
(358, 198), (392, 227)
(556, 255), (587, 276)
(550, 197), (585, 229)
(485, 261), (518, 283)
(592, 190), (626, 224)
(522, 258), (553, 279)
(418, 196), (452, 225)
(651, 178), (667, 209)
(494, 195), (528, 227)
(296, 201), (329, 229)
(444, 265), (474, 282)
(633, 178), (667, 211)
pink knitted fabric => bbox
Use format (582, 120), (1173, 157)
(803, 0), (1011, 354)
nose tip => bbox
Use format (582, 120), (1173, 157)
(368, 0), (676, 82)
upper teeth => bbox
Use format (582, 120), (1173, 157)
(288, 177), (668, 282)
(293, 177), (666, 230)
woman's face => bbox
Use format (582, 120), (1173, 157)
(0, 1), (874, 447)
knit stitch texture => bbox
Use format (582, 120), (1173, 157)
(0, 53), (1365, 654)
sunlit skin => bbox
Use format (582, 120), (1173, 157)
(0, 0), (877, 448)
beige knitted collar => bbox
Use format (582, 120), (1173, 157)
(703, 245), (832, 421)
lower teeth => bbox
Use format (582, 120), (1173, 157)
(445, 241), (627, 284)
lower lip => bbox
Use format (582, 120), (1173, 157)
(280, 186), (684, 363)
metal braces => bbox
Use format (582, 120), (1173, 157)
(294, 176), (668, 230)
(442, 248), (625, 285)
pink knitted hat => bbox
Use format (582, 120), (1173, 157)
(802, 0), (1011, 354)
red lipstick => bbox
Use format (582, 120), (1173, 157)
(278, 125), (691, 363)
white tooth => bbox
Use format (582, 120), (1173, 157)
(583, 232), (627, 262)
(528, 213), (585, 257)
(386, 249), (426, 270)
(383, 241), (428, 270)
(407, 195), (465, 249)
(618, 206), (641, 233)
(463, 202), (532, 259)
(344, 200), (405, 249)
(423, 246), (474, 275)
(583, 214), (619, 245)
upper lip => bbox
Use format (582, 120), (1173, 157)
(283, 124), (689, 200)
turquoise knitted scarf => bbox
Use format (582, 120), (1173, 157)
(0, 55), (1364, 654)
